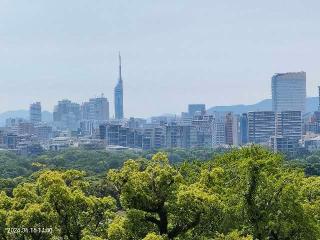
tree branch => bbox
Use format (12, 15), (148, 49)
(145, 215), (161, 227)
(168, 212), (201, 239)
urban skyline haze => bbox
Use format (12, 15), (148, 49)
(0, 1), (319, 117)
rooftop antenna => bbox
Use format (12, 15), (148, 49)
(118, 51), (122, 82)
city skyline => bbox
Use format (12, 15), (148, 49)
(0, 52), (317, 119)
(1, 83), (320, 118)
(0, 1), (320, 117)
(0, 69), (316, 155)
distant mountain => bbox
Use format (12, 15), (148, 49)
(0, 110), (53, 126)
(207, 97), (319, 114)
(0, 97), (318, 126)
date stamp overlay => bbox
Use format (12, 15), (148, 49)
(6, 227), (53, 235)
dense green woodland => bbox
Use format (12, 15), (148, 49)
(1, 147), (320, 239)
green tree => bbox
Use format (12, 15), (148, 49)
(38, 170), (116, 240)
(108, 153), (221, 239)
(0, 169), (116, 240)
(207, 146), (319, 239)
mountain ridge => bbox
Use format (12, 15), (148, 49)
(0, 110), (52, 126)
(0, 97), (318, 126)
(207, 97), (319, 114)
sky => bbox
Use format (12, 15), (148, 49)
(0, 0), (319, 118)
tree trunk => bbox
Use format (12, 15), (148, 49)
(158, 207), (168, 235)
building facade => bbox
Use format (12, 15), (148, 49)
(81, 95), (109, 121)
(248, 111), (275, 144)
(225, 113), (234, 145)
(191, 114), (213, 148)
(272, 72), (306, 113)
(165, 124), (194, 149)
(53, 99), (81, 130)
(212, 119), (226, 147)
(240, 113), (249, 145)
(30, 102), (42, 123)
(188, 104), (206, 117)
(273, 111), (302, 154)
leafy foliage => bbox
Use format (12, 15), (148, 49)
(1, 146), (320, 239)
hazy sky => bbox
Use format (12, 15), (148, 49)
(0, 0), (319, 117)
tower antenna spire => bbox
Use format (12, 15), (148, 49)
(114, 52), (124, 119)
(118, 51), (122, 82)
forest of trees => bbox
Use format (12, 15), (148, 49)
(1, 146), (320, 239)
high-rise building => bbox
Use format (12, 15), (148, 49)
(81, 102), (91, 120)
(6, 118), (26, 128)
(225, 113), (234, 145)
(191, 114), (214, 148)
(232, 114), (240, 146)
(81, 95), (109, 121)
(217, 112), (240, 147)
(99, 123), (143, 149)
(248, 110), (302, 153)
(248, 111), (275, 144)
(306, 87), (320, 134)
(188, 104), (206, 116)
(0, 129), (4, 146)
(53, 99), (81, 130)
(30, 102), (42, 123)
(142, 125), (165, 150)
(3, 133), (17, 149)
(165, 123), (194, 149)
(275, 111), (302, 142)
(180, 112), (192, 125)
(35, 124), (53, 141)
(240, 113), (249, 145)
(272, 72), (306, 113)
(212, 118), (226, 147)
(114, 53), (124, 119)
(79, 121), (95, 136)
(18, 122), (35, 135)
(272, 111), (302, 154)
(318, 86), (320, 111)
(127, 117), (147, 129)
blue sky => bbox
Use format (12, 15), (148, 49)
(0, 0), (319, 117)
